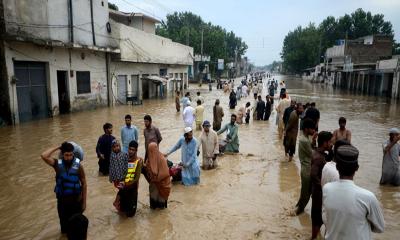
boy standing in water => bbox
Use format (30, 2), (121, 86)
(41, 142), (87, 234)
(245, 102), (251, 124)
(119, 140), (143, 217)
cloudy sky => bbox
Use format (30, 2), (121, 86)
(109, 0), (400, 66)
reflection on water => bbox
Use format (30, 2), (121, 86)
(0, 75), (399, 239)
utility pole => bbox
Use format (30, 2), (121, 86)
(200, 28), (204, 86)
(201, 28), (204, 61)
(186, 27), (189, 46)
(234, 48), (238, 79)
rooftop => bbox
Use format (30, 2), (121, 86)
(109, 9), (161, 24)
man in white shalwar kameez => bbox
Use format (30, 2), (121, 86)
(182, 101), (195, 128)
(322, 145), (385, 240)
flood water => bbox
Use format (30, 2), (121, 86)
(0, 75), (399, 239)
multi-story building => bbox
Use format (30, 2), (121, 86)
(0, 0), (193, 124)
(109, 10), (193, 102)
(325, 35), (392, 85)
(319, 35), (400, 99)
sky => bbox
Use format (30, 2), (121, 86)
(109, 0), (400, 66)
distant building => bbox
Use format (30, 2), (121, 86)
(326, 35), (392, 72)
(0, 0), (193, 124)
(306, 34), (399, 99)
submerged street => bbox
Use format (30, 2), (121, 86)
(1, 75), (400, 239)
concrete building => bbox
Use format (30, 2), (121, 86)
(376, 56), (400, 99)
(0, 0), (193, 124)
(325, 35), (392, 87)
(304, 35), (399, 99)
(0, 0), (119, 124)
(109, 10), (193, 102)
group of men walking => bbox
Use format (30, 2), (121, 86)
(38, 75), (400, 240)
(273, 87), (390, 239)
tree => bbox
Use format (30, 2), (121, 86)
(281, 24), (320, 73)
(281, 8), (395, 73)
(108, 2), (119, 11)
(156, 11), (248, 74)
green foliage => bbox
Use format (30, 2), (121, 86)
(281, 8), (394, 73)
(156, 11), (248, 73)
(108, 2), (119, 11)
(281, 24), (321, 73)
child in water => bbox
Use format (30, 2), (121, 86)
(245, 102), (251, 124)
(109, 140), (128, 211)
(119, 140), (143, 217)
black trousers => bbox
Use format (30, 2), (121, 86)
(263, 111), (271, 121)
(98, 158), (110, 175)
(256, 112), (264, 120)
(57, 197), (82, 233)
(119, 186), (138, 217)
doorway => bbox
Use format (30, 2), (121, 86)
(131, 75), (139, 98)
(57, 71), (70, 114)
(142, 74), (149, 99)
(117, 75), (127, 104)
(14, 61), (49, 122)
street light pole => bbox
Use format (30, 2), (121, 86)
(200, 28), (204, 86)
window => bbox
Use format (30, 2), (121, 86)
(76, 71), (91, 94)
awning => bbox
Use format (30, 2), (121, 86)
(142, 76), (168, 85)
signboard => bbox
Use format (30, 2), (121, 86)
(194, 54), (210, 62)
(217, 59), (224, 70)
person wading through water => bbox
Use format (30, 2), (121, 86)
(213, 99), (224, 131)
(41, 142), (87, 234)
(294, 119), (317, 215)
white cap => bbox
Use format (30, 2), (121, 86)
(389, 128), (400, 134)
(187, 100), (191, 105)
(184, 127), (192, 133)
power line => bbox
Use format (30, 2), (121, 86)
(144, 0), (172, 14)
(119, 0), (163, 21)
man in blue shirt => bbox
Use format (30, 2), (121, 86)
(121, 115), (139, 153)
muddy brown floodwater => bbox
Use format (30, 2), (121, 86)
(0, 75), (399, 239)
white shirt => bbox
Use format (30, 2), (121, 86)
(183, 106), (195, 127)
(322, 180), (385, 240)
(252, 87), (258, 94)
(194, 95), (204, 104)
(321, 162), (339, 187)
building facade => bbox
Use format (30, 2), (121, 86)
(109, 11), (193, 102)
(303, 35), (400, 99)
(0, 0), (193, 124)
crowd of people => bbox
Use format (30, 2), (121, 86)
(39, 73), (399, 239)
(271, 81), (392, 240)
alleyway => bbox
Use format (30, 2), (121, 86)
(0, 75), (400, 239)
